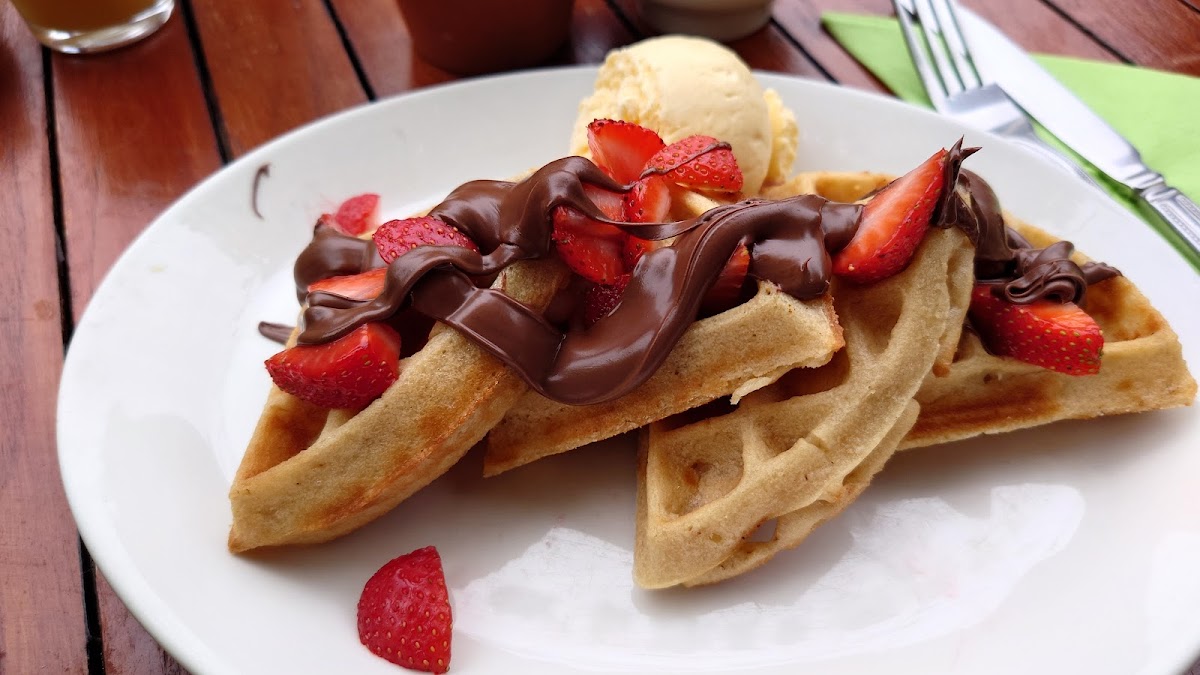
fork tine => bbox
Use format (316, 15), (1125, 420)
(930, 0), (983, 89)
(893, 0), (948, 109)
(913, 0), (965, 97)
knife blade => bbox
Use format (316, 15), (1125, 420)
(957, 7), (1200, 263)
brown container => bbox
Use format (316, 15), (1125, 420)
(397, 0), (576, 75)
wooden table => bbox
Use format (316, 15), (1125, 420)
(2, 0), (1197, 672)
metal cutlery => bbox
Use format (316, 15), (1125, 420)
(953, 5), (1200, 262)
(892, 0), (1099, 187)
(894, 0), (1200, 263)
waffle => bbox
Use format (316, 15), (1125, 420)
(635, 226), (975, 588)
(484, 190), (844, 477)
(766, 171), (1196, 447)
(484, 286), (842, 476)
(903, 220), (1196, 448)
(228, 259), (568, 552)
(635, 170), (1194, 587)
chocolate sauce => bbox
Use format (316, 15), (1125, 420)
(251, 163), (270, 220)
(952, 170), (1120, 305)
(294, 156), (861, 405)
(257, 321), (294, 344)
(286, 140), (1119, 405)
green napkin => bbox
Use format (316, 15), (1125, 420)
(822, 12), (1200, 271)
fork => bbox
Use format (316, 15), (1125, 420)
(892, 0), (1101, 188)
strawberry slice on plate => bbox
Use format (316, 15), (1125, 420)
(373, 216), (479, 264)
(643, 135), (743, 192)
(831, 148), (947, 284)
(587, 119), (665, 184)
(358, 546), (453, 674)
(968, 284), (1103, 375)
(265, 322), (401, 409)
(307, 267), (386, 301)
(328, 193), (380, 236)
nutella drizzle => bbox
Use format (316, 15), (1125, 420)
(285, 140), (1120, 405)
(257, 321), (294, 344)
(251, 163), (271, 220)
(946, 169), (1120, 305)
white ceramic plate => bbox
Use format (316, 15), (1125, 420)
(58, 67), (1200, 675)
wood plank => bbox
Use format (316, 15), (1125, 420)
(771, 0), (1119, 93)
(610, 0), (827, 77)
(773, 0), (905, 91)
(189, 0), (367, 157)
(0, 5), (88, 675)
(961, 0), (1117, 59)
(50, 10), (222, 675)
(96, 572), (190, 675)
(1046, 0), (1200, 75)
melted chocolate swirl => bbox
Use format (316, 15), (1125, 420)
(286, 139), (1119, 405)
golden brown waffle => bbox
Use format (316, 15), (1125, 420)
(484, 285), (843, 476)
(482, 189), (845, 477)
(903, 220), (1197, 448)
(766, 171), (1196, 447)
(228, 260), (568, 552)
(637, 170), (1194, 588)
(634, 227), (976, 588)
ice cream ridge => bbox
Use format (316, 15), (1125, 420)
(230, 37), (1195, 591)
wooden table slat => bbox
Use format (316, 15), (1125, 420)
(772, 0), (1121, 95)
(1049, 0), (1200, 75)
(771, 0), (903, 91)
(189, 0), (368, 157)
(0, 5), (88, 674)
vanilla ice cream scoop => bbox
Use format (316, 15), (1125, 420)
(570, 35), (798, 195)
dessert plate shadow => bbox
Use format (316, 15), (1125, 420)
(57, 67), (1200, 675)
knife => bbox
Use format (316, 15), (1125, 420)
(957, 7), (1200, 265)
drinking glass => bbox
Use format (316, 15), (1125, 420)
(9, 0), (174, 54)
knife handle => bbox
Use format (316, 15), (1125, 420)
(1139, 183), (1200, 259)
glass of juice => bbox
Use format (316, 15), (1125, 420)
(8, 0), (174, 54)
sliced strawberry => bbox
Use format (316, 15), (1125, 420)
(968, 284), (1103, 375)
(832, 148), (947, 284)
(552, 207), (627, 284)
(623, 175), (671, 223)
(331, 193), (380, 236)
(373, 216), (479, 264)
(623, 235), (670, 269)
(358, 546), (452, 674)
(701, 243), (752, 315)
(587, 119), (665, 184)
(583, 183), (625, 221)
(307, 267), (386, 301)
(643, 135), (743, 192)
(583, 274), (630, 327)
(265, 323), (401, 409)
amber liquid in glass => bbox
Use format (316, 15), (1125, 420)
(10, 0), (158, 32)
